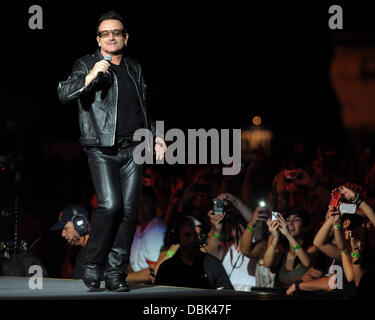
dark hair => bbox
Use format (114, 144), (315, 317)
(280, 209), (313, 269)
(354, 227), (375, 271)
(97, 11), (127, 35)
(162, 214), (196, 248)
(161, 213), (208, 250)
(141, 186), (157, 204)
(342, 213), (363, 231)
(283, 208), (311, 227)
(140, 186), (157, 215)
(220, 203), (247, 248)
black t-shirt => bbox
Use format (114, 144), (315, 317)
(72, 246), (86, 279)
(110, 58), (141, 140)
(155, 251), (233, 290)
(356, 269), (375, 299)
(314, 252), (357, 298)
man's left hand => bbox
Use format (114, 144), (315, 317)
(155, 137), (167, 160)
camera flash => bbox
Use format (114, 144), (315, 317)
(259, 201), (266, 208)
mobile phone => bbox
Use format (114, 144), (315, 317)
(330, 191), (341, 208)
(213, 199), (224, 215)
(258, 200), (268, 214)
(271, 211), (280, 221)
(339, 203), (356, 214)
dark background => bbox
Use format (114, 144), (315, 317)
(3, 2), (347, 134)
(1, 2), (374, 276)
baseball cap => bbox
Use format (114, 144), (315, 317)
(50, 204), (89, 231)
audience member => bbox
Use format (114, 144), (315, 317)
(205, 193), (263, 291)
(286, 205), (359, 297)
(127, 187), (166, 283)
(263, 209), (318, 289)
(337, 185), (375, 298)
(151, 214), (205, 281)
(50, 204), (91, 279)
(239, 206), (276, 288)
(154, 215), (233, 290)
(21, 131), (375, 298)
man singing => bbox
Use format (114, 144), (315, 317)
(57, 11), (166, 292)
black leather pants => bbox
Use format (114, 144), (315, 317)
(83, 143), (143, 278)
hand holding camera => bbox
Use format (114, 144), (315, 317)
(330, 186), (357, 215)
(208, 209), (226, 233)
(213, 199), (225, 215)
(329, 189), (341, 209)
(248, 206), (269, 228)
(337, 185), (356, 202)
(266, 217), (280, 239)
(328, 208), (341, 225)
(215, 193), (238, 207)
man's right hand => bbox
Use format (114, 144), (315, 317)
(85, 60), (111, 86)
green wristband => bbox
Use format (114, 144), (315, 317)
(213, 232), (221, 240)
(166, 250), (175, 258)
(334, 224), (342, 230)
(293, 243), (301, 252)
(351, 251), (360, 258)
(247, 224), (254, 232)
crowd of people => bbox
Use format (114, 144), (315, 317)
(51, 139), (375, 299)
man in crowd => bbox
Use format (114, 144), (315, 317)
(50, 204), (91, 279)
(155, 215), (233, 290)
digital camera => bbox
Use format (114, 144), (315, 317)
(213, 199), (224, 215)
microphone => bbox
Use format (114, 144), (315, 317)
(70, 234), (80, 245)
(97, 55), (112, 79)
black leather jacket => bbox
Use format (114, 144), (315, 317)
(57, 50), (156, 148)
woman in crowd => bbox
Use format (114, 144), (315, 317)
(263, 209), (318, 288)
(336, 185), (375, 298)
(204, 193), (266, 291)
(239, 206), (276, 288)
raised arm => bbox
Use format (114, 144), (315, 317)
(263, 219), (282, 269)
(57, 58), (110, 104)
(239, 206), (268, 257)
(338, 185), (375, 226)
(205, 211), (226, 260)
(313, 207), (341, 261)
(217, 193), (253, 222)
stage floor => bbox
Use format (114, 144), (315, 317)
(0, 276), (354, 319)
(0, 276), (296, 301)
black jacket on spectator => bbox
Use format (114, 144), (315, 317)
(155, 251), (233, 290)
